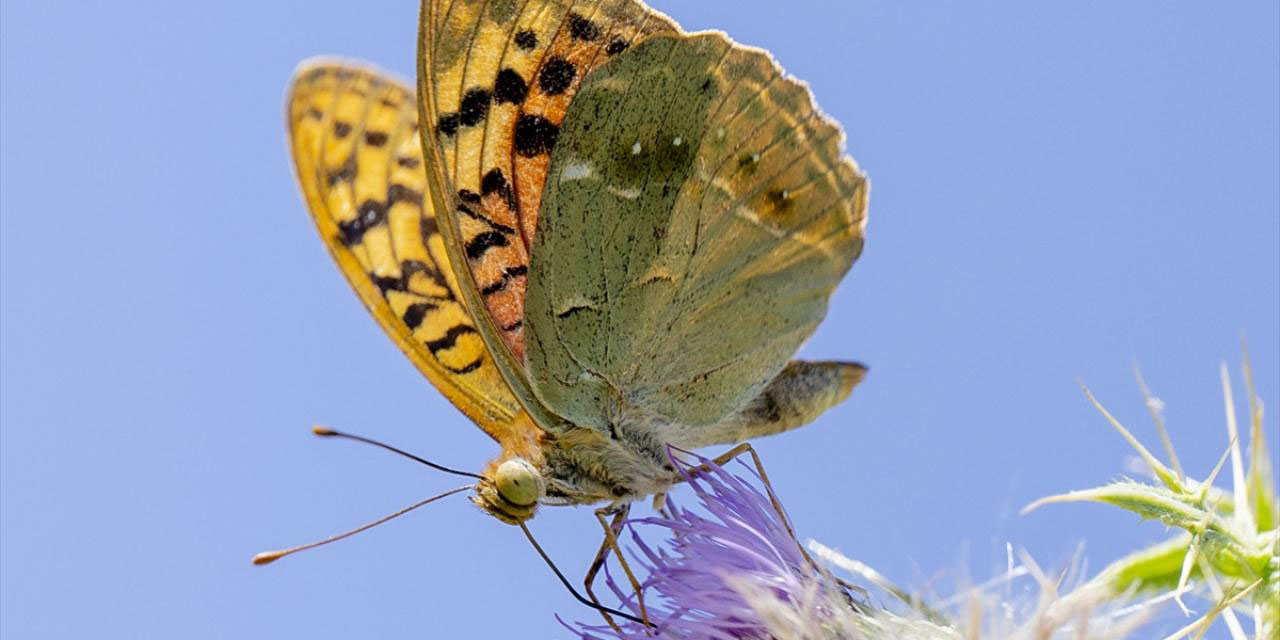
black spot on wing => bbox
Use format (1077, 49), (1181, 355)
(480, 265), (528, 297)
(765, 188), (794, 215)
(445, 359), (484, 375)
(339, 199), (386, 246)
(402, 302), (435, 330)
(333, 121), (352, 138)
(425, 324), (478, 354)
(480, 168), (508, 195)
(327, 154), (357, 186)
(458, 203), (517, 235)
(438, 113), (460, 137)
(418, 215), (438, 244)
(513, 115), (559, 157)
(606, 38), (629, 55)
(465, 230), (509, 260)
(514, 30), (538, 50)
(401, 259), (454, 299)
(494, 69), (529, 104)
(568, 14), (600, 41)
(371, 260), (450, 298)
(481, 168), (516, 208)
(538, 57), (576, 95)
(396, 156), (420, 169)
(371, 274), (403, 295)
(459, 88), (491, 127)
(387, 184), (422, 206)
(363, 130), (388, 146)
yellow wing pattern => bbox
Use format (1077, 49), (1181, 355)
(287, 61), (531, 444)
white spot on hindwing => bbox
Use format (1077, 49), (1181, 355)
(631, 141), (642, 155)
(672, 136), (682, 146)
(560, 159), (595, 183)
(607, 184), (641, 200)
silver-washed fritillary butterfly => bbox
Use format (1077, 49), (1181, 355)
(274, 0), (868, 623)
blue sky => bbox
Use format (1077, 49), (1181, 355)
(1, 1), (1276, 637)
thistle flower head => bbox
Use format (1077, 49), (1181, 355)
(571, 450), (861, 640)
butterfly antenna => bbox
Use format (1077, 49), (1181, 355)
(253, 484), (473, 565)
(518, 522), (653, 628)
(311, 425), (484, 481)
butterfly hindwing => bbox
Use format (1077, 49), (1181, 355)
(287, 62), (533, 445)
(418, 2), (867, 441)
(523, 32), (868, 433)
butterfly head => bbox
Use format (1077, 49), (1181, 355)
(474, 457), (545, 524)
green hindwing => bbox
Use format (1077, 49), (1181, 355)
(525, 33), (867, 434)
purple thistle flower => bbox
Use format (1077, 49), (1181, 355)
(569, 451), (860, 640)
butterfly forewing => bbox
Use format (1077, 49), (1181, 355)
(287, 62), (531, 444)
(422, 0), (677, 363)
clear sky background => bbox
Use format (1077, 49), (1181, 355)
(1, 1), (1276, 638)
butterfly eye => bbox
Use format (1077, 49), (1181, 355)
(495, 459), (541, 506)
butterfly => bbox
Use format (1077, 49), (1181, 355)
(283, 0), (867, 603)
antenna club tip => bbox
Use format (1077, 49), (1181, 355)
(312, 426), (336, 436)
(252, 551), (284, 565)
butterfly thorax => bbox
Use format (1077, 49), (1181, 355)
(475, 414), (682, 524)
(540, 420), (680, 503)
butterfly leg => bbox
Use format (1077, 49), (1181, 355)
(651, 491), (670, 518)
(707, 443), (828, 573)
(710, 443), (800, 543)
(704, 443), (869, 603)
(583, 504), (651, 631)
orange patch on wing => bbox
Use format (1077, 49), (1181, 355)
(510, 13), (656, 249)
(429, 2), (677, 363)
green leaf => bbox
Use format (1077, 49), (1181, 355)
(1093, 534), (1194, 594)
